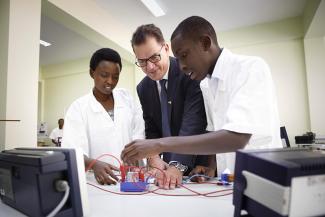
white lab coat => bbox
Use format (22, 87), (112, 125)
(200, 48), (282, 176)
(62, 88), (145, 166)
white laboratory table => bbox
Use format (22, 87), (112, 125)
(0, 176), (234, 217)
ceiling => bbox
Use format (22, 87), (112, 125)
(40, 0), (307, 66)
(39, 15), (101, 66)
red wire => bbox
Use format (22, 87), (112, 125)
(204, 192), (233, 198)
(87, 182), (152, 195)
(87, 181), (233, 197)
(85, 153), (122, 172)
(87, 178), (233, 197)
(86, 153), (233, 197)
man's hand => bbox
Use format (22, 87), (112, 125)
(121, 139), (162, 164)
(92, 160), (119, 185)
(155, 166), (182, 190)
(146, 156), (183, 190)
(146, 156), (167, 181)
(148, 155), (168, 171)
(189, 165), (216, 183)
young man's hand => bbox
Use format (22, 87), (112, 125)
(121, 139), (163, 164)
(189, 165), (216, 183)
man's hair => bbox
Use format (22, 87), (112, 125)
(58, 118), (64, 123)
(171, 16), (218, 45)
(131, 24), (165, 47)
(90, 48), (122, 71)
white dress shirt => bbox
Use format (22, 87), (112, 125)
(200, 48), (282, 175)
(156, 63), (169, 98)
(62, 88), (145, 165)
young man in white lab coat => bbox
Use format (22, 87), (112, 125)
(121, 16), (282, 176)
(49, 118), (64, 147)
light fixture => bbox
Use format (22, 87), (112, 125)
(141, 0), (165, 17)
(40, 39), (51, 47)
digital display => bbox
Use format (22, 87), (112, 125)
(0, 168), (14, 200)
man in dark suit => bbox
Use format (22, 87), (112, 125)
(131, 24), (216, 189)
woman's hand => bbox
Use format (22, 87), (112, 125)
(92, 160), (120, 185)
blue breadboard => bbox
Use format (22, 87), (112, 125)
(120, 181), (149, 192)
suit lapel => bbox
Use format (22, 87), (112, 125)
(149, 78), (159, 101)
(150, 78), (161, 119)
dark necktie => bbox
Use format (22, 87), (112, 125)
(159, 79), (171, 137)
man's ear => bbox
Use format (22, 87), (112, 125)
(89, 69), (94, 78)
(164, 43), (170, 54)
(199, 35), (212, 51)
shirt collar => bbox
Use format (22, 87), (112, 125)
(89, 89), (119, 113)
(89, 90), (102, 113)
(210, 48), (230, 81)
(163, 61), (170, 80)
(156, 59), (170, 85)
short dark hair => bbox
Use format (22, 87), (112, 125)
(58, 118), (64, 123)
(131, 24), (165, 47)
(171, 16), (218, 45)
(90, 48), (122, 71)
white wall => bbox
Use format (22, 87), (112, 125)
(304, 37), (325, 135)
(0, 0), (10, 150)
(0, 0), (41, 150)
(303, 0), (325, 136)
(45, 0), (133, 62)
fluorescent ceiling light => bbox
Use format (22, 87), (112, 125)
(40, 40), (51, 47)
(141, 0), (165, 17)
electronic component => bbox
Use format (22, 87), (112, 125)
(295, 132), (315, 144)
(220, 174), (234, 183)
(0, 148), (89, 217)
(233, 148), (325, 217)
(119, 165), (149, 192)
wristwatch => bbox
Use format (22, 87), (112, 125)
(168, 161), (188, 173)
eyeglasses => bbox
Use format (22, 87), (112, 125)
(135, 45), (164, 67)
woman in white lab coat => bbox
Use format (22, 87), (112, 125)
(62, 48), (144, 185)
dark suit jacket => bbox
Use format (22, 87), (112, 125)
(137, 57), (208, 172)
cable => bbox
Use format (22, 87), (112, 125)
(46, 180), (70, 217)
(86, 153), (233, 197)
(85, 153), (122, 172)
(87, 182), (162, 195)
(87, 179), (233, 197)
(184, 174), (213, 183)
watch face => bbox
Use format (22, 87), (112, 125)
(179, 164), (188, 172)
(168, 161), (188, 172)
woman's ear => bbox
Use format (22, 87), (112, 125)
(200, 35), (212, 51)
(89, 69), (94, 78)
